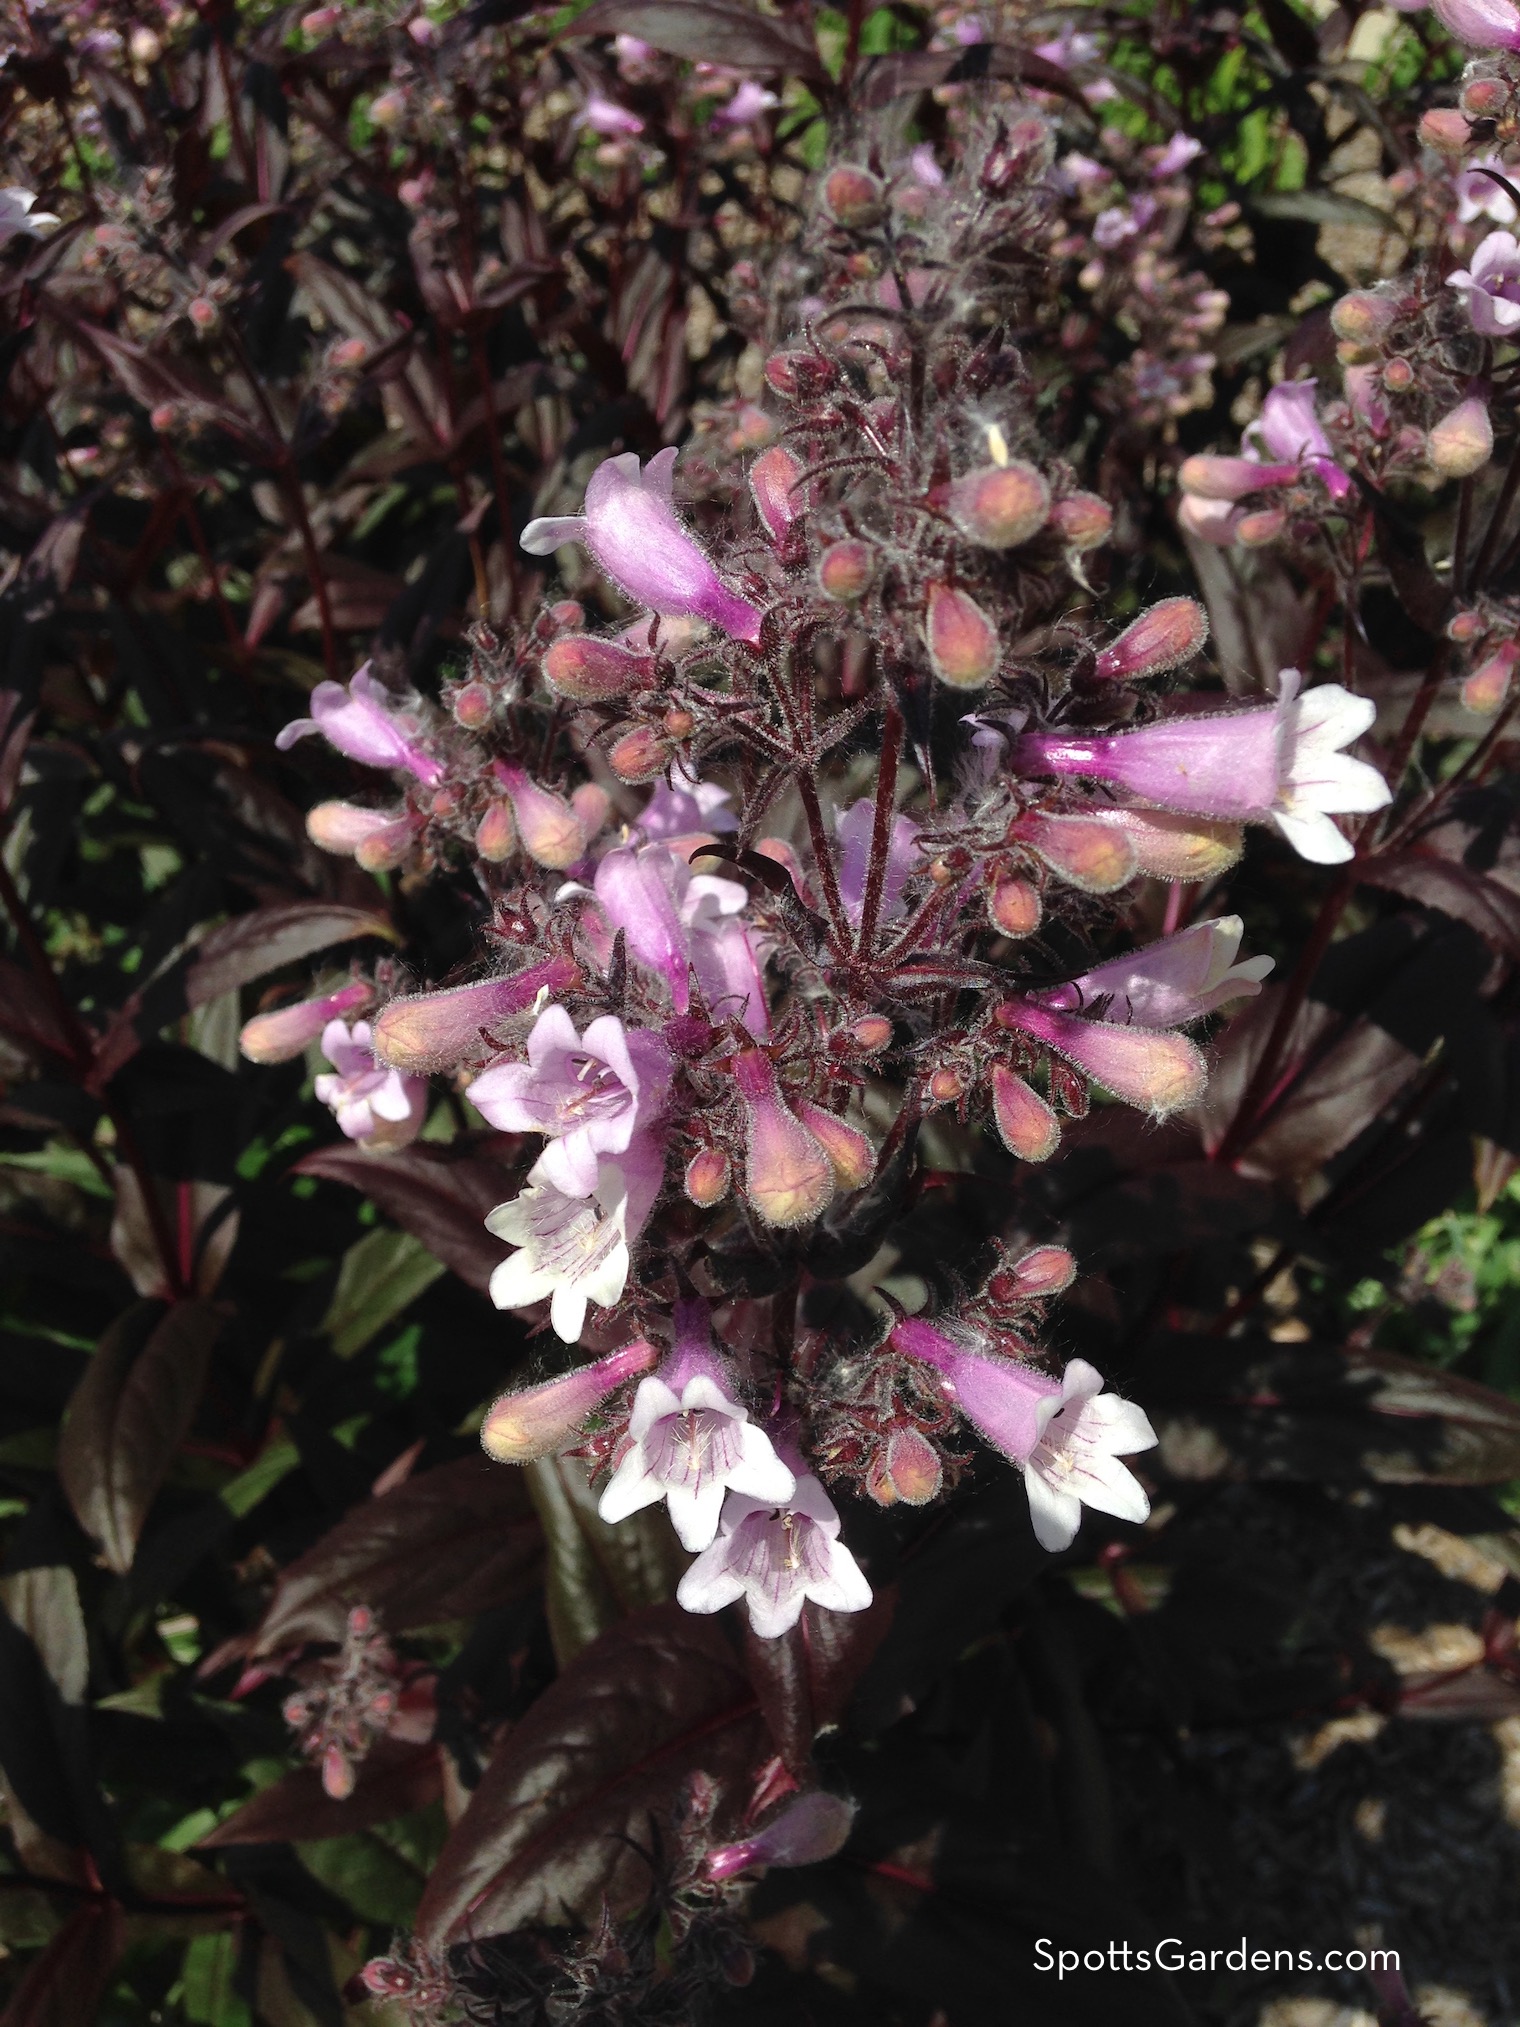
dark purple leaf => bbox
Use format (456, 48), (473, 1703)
(253, 1456), (542, 1654)
(57, 1301), (221, 1576)
(856, 44), (1089, 110)
(199, 1741), (443, 1847)
(295, 1142), (526, 1293)
(184, 902), (397, 1009)
(416, 1604), (766, 1942)
(1359, 850), (1520, 954)
(0, 960), (78, 1064)
(1397, 1668), (1520, 1720)
(565, 0), (826, 80)
(743, 1595), (895, 1777)
(0, 1902), (124, 2027)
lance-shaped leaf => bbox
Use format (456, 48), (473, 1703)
(183, 902), (396, 1009)
(253, 1456), (542, 1654)
(743, 1594), (895, 1778)
(295, 1142), (526, 1293)
(1360, 850), (1520, 957)
(416, 1604), (766, 1942)
(524, 1454), (685, 1668)
(199, 1741), (444, 1848)
(566, 0), (827, 80)
(57, 1301), (221, 1576)
(0, 1900), (124, 2027)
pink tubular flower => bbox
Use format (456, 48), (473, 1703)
(240, 980), (372, 1063)
(715, 80), (779, 127)
(676, 1459), (872, 1638)
(371, 955), (583, 1074)
(638, 767), (738, 844)
(486, 1137), (664, 1344)
(706, 1792), (856, 1881)
(584, 843), (768, 1034)
(598, 1301), (795, 1549)
(1247, 380), (1351, 500)
(1027, 916), (1272, 1027)
(276, 664), (443, 785)
(891, 1321), (1156, 1552)
(1456, 157), (1519, 226)
(313, 1021), (428, 1150)
(466, 1006), (670, 1196)
(1008, 671), (1390, 864)
(835, 798), (920, 928)
(1432, 0), (1520, 47)
(521, 451), (764, 644)
(995, 1000), (1207, 1117)
(480, 1339), (659, 1462)
(1448, 229), (1520, 335)
(578, 92), (644, 137)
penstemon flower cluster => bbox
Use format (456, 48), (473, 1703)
(242, 108), (1394, 1667)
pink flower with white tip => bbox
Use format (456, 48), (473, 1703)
(276, 663), (443, 785)
(313, 1021), (427, 1150)
(598, 1301), (795, 1549)
(1448, 229), (1520, 335)
(1027, 916), (1272, 1028)
(466, 1006), (670, 1197)
(486, 1137), (664, 1344)
(574, 841), (769, 1034)
(1456, 158), (1519, 226)
(577, 93), (644, 137)
(521, 451), (764, 644)
(714, 81), (779, 128)
(677, 1451), (872, 1638)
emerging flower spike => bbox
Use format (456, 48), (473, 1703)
(481, 1339), (659, 1462)
(313, 1021), (428, 1149)
(240, 980), (372, 1063)
(1448, 230), (1520, 335)
(468, 1007), (670, 1196)
(1008, 671), (1390, 865)
(706, 1792), (856, 1881)
(891, 1322), (1156, 1552)
(275, 664), (443, 785)
(486, 1138), (664, 1344)
(598, 1301), (795, 1549)
(1027, 916), (1272, 1027)
(521, 451), (764, 644)
(676, 1458), (872, 1638)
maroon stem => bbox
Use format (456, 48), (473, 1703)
(854, 702), (903, 956)
(469, 331), (519, 613)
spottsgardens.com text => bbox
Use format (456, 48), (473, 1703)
(1034, 1940), (1399, 1979)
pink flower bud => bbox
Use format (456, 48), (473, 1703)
(321, 1744), (355, 1800)
(763, 350), (835, 400)
(453, 682), (493, 729)
(1050, 492), (1113, 550)
(608, 726), (673, 784)
(1002, 1244), (1077, 1298)
(822, 165), (885, 227)
(1329, 292), (1398, 347)
(371, 955), (583, 1072)
(946, 461), (1051, 549)
(750, 445), (806, 543)
(1093, 598), (1208, 682)
(684, 1147), (732, 1206)
(729, 405), (776, 451)
(1178, 454), (1299, 501)
(995, 1001), (1207, 1118)
(991, 1064), (1060, 1161)
(796, 1103), (875, 1191)
(571, 782), (611, 836)
(354, 815), (425, 873)
(988, 874), (1042, 938)
(480, 1339), (659, 1463)
(1428, 396), (1494, 477)
(846, 1015), (893, 1052)
(1448, 609), (1487, 643)
(1011, 810), (1139, 893)
(305, 802), (404, 857)
(707, 1792), (856, 1882)
(475, 802), (517, 862)
(1078, 808), (1244, 881)
(187, 296), (218, 332)
(546, 599), (586, 633)
(817, 539), (873, 601)
(929, 1065), (965, 1104)
(926, 584), (1000, 689)
(493, 764), (587, 869)
(733, 1051), (834, 1227)
(867, 1425), (943, 1506)
(239, 981), (373, 1064)
(1419, 106), (1474, 154)
(544, 634), (656, 702)
(1236, 508), (1287, 547)
(1463, 640), (1519, 713)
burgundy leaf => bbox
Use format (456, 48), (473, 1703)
(184, 902), (397, 1008)
(856, 44), (1090, 110)
(253, 1456), (542, 1654)
(0, 959), (79, 1063)
(1344, 1346), (1520, 1484)
(295, 1141), (527, 1293)
(416, 1604), (766, 1942)
(565, 0), (826, 80)
(0, 1901), (124, 2027)
(1397, 1668), (1520, 1720)
(0, 692), (34, 816)
(57, 1301), (222, 1576)
(199, 1740), (443, 1847)
(1359, 849), (1520, 955)
(743, 1594), (895, 1777)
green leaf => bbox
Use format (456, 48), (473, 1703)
(182, 1933), (251, 2027)
(297, 1827), (430, 1926)
(321, 1226), (446, 1360)
(219, 1437), (301, 1519)
(1250, 188), (1399, 230)
(525, 1454), (686, 1667)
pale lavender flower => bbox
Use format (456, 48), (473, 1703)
(714, 80), (779, 127)
(0, 189), (61, 246)
(1247, 380), (1351, 500)
(1033, 25), (1117, 99)
(275, 664), (443, 785)
(707, 1792), (856, 1881)
(677, 1459), (872, 1638)
(521, 451), (763, 644)
(1456, 157), (1519, 225)
(486, 1137), (664, 1344)
(598, 1301), (794, 1549)
(578, 93), (644, 137)
(909, 142), (945, 187)
(313, 1021), (428, 1150)
(240, 980), (372, 1063)
(1009, 671), (1389, 864)
(467, 1006), (670, 1196)
(638, 766), (738, 842)
(891, 1321), (1156, 1552)
(1432, 0), (1520, 47)
(834, 798), (920, 928)
(578, 842), (768, 1034)
(1093, 197), (1156, 249)
(1448, 228), (1520, 334)
(1027, 916), (1272, 1027)
(1152, 133), (1203, 178)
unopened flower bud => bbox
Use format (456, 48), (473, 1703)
(729, 405), (776, 451)
(1051, 492), (1113, 550)
(733, 1051), (834, 1227)
(1329, 292), (1397, 348)
(822, 165), (885, 228)
(947, 461), (1051, 549)
(989, 874), (1042, 938)
(475, 802), (517, 862)
(750, 443), (806, 544)
(818, 539), (873, 601)
(1080, 807), (1244, 882)
(991, 1064), (1061, 1162)
(1428, 396), (1494, 478)
(1448, 609), (1487, 642)
(306, 801), (400, 857)
(480, 1339), (659, 1463)
(187, 296), (218, 332)
(763, 350), (834, 400)
(1012, 810), (1138, 893)
(240, 980), (373, 1063)
(929, 1065), (966, 1104)
(796, 1103), (875, 1192)
(1461, 77), (1510, 118)
(322, 1744), (355, 1800)
(1093, 597), (1208, 682)
(1179, 454), (1298, 500)
(494, 764), (587, 869)
(354, 814), (424, 873)
(1419, 106), (1473, 154)
(570, 782), (610, 835)
(867, 1425), (943, 1506)
(664, 706), (695, 739)
(684, 1146), (732, 1207)
(1004, 1244), (1077, 1298)
(1463, 641), (1519, 713)
(545, 599), (585, 634)
(926, 583), (1000, 689)
(453, 682), (493, 729)
(1236, 508), (1288, 547)
(996, 1001), (1206, 1117)
(707, 1792), (856, 1882)
(609, 726), (673, 783)
(544, 634), (656, 703)
(372, 955), (582, 1072)
(846, 1014), (893, 1052)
